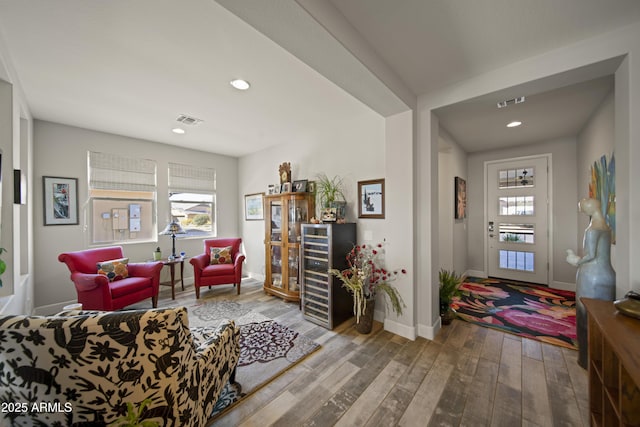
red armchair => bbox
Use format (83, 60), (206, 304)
(58, 246), (163, 310)
(190, 238), (245, 298)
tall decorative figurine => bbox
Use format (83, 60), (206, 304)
(566, 198), (616, 368)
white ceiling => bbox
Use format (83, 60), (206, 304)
(1, 0), (639, 156)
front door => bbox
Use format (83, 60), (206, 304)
(487, 156), (549, 284)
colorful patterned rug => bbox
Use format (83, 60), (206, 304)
(187, 300), (320, 421)
(452, 277), (577, 349)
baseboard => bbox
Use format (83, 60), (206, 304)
(246, 273), (265, 282)
(34, 301), (74, 316)
(466, 269), (487, 278)
(552, 280), (576, 291)
(383, 318), (416, 340)
(417, 320), (441, 340)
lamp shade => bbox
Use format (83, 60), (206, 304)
(160, 220), (186, 236)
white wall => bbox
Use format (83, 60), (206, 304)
(239, 109), (385, 280)
(238, 107), (416, 338)
(466, 137), (578, 288)
(576, 91), (615, 269)
(0, 35), (34, 315)
(33, 120), (239, 314)
(438, 127), (468, 275)
(418, 21), (640, 336)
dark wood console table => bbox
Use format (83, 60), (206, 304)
(156, 256), (186, 300)
(583, 298), (640, 426)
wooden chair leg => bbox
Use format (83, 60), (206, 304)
(195, 286), (200, 299)
(236, 282), (241, 295)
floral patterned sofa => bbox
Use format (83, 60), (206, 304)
(0, 306), (240, 427)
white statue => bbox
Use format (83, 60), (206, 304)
(567, 197), (616, 368)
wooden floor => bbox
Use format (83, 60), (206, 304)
(155, 278), (589, 427)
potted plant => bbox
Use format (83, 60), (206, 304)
(439, 268), (464, 325)
(330, 242), (406, 333)
(112, 398), (159, 427)
(315, 173), (347, 221)
(0, 248), (6, 287)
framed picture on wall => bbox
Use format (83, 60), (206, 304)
(244, 192), (264, 220)
(358, 178), (385, 219)
(43, 176), (79, 225)
(455, 176), (467, 219)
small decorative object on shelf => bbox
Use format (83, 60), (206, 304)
(279, 162), (291, 184)
(614, 290), (640, 319)
(153, 247), (162, 261)
(330, 241), (406, 334)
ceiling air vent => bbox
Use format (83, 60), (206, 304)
(176, 114), (203, 126)
(497, 96), (525, 109)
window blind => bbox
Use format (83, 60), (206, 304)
(168, 162), (216, 194)
(89, 151), (156, 192)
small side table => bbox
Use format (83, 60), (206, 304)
(157, 256), (186, 300)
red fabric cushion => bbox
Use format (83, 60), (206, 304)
(109, 277), (152, 298)
(201, 263), (235, 277)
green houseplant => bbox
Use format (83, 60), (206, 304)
(0, 248), (6, 287)
(110, 398), (159, 427)
(315, 173), (346, 207)
(315, 173), (347, 222)
(439, 268), (464, 325)
(330, 242), (406, 333)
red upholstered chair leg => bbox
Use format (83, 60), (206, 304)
(152, 295), (158, 308)
(236, 283), (240, 295)
(195, 286), (200, 299)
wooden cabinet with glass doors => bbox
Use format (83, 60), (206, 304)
(263, 192), (314, 302)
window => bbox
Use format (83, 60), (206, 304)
(498, 167), (535, 188)
(168, 163), (216, 237)
(89, 151), (157, 244)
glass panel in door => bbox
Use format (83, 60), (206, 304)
(487, 157), (549, 284)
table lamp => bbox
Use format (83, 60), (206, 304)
(160, 220), (186, 258)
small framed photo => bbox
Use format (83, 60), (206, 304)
(43, 176), (79, 225)
(358, 178), (385, 219)
(282, 182), (292, 193)
(274, 184), (281, 194)
(268, 184), (276, 195)
(244, 192), (264, 220)
(293, 179), (308, 192)
(307, 181), (316, 193)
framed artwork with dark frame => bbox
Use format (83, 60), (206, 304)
(43, 176), (79, 225)
(455, 176), (467, 219)
(244, 192), (264, 221)
(293, 179), (308, 192)
(358, 178), (385, 219)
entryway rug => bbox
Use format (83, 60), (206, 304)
(187, 300), (320, 421)
(452, 277), (577, 349)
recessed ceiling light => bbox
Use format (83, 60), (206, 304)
(230, 79), (250, 90)
(172, 127), (186, 134)
(506, 121), (522, 128)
